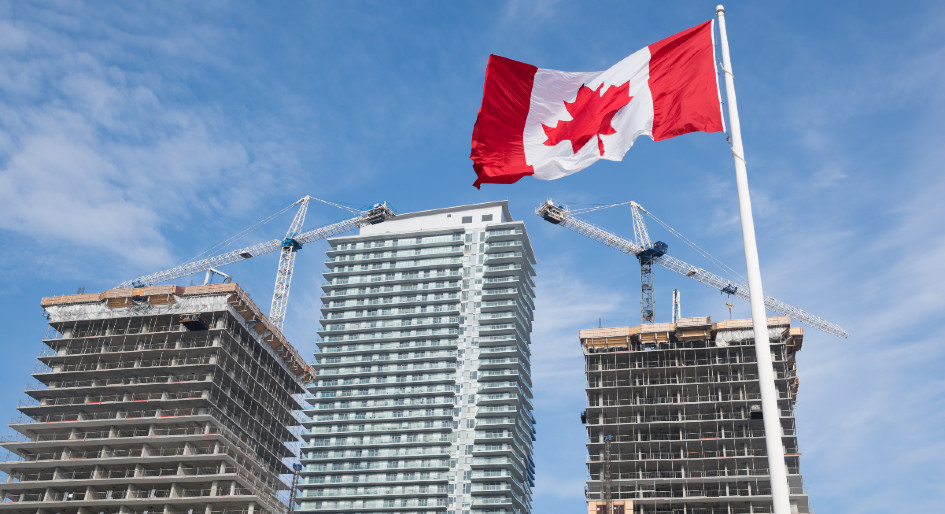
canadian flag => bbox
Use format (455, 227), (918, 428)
(470, 20), (724, 188)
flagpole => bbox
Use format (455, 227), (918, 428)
(715, 6), (792, 514)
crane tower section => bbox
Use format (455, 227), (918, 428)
(118, 199), (394, 332)
(269, 196), (312, 331)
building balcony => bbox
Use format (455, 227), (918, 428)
(327, 236), (463, 258)
(321, 293), (461, 311)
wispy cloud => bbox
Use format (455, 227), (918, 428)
(0, 3), (277, 275)
(531, 256), (628, 405)
(499, 0), (563, 26)
(735, 6), (945, 511)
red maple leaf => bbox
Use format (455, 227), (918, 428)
(542, 81), (632, 156)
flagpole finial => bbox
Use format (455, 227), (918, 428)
(716, 5), (725, 14)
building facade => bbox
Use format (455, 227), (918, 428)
(299, 201), (537, 514)
(581, 316), (812, 514)
(0, 283), (310, 514)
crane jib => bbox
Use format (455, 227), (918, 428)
(117, 202), (397, 295)
(534, 199), (849, 339)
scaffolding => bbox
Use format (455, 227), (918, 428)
(0, 284), (309, 514)
(581, 316), (811, 514)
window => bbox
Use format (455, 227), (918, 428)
(482, 214), (493, 221)
(461, 216), (473, 223)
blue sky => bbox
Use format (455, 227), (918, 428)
(1, 1), (944, 511)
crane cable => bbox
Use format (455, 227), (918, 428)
(558, 198), (746, 283)
(179, 196), (360, 267)
(569, 201), (635, 215)
(308, 196), (362, 215)
(640, 208), (746, 283)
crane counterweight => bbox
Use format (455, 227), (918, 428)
(537, 201), (567, 224)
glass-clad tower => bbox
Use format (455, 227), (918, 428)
(299, 201), (537, 514)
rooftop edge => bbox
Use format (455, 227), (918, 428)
(41, 283), (314, 383)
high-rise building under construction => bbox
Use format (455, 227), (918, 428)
(298, 201), (537, 513)
(580, 316), (812, 514)
(0, 283), (311, 513)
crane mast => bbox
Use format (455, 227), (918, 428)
(287, 462), (303, 514)
(269, 197), (312, 331)
(536, 200), (849, 338)
(602, 434), (614, 514)
(630, 201), (667, 322)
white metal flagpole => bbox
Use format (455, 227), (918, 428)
(715, 5), (792, 514)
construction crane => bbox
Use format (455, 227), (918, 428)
(602, 434), (614, 514)
(536, 200), (849, 339)
(119, 196), (394, 331)
(630, 199), (668, 323)
(287, 462), (303, 514)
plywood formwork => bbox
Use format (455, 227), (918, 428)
(580, 316), (802, 354)
(588, 499), (632, 514)
(41, 283), (314, 383)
